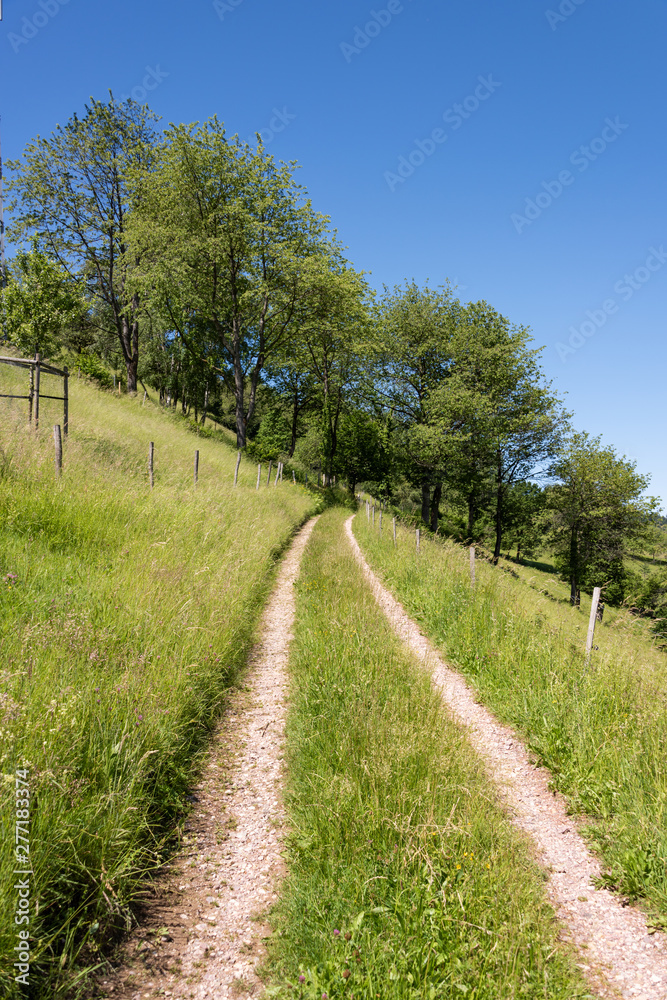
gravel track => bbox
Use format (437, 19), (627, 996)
(345, 514), (667, 1000)
(95, 517), (318, 1000)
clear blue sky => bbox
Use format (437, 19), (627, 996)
(1, 0), (665, 505)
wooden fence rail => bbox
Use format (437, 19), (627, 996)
(0, 353), (69, 434)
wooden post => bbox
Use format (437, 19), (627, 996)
(280, 462), (283, 482)
(34, 353), (41, 430)
(53, 425), (62, 477)
(63, 367), (69, 436)
(585, 587), (602, 665)
(393, 517), (396, 546)
(274, 463), (280, 486)
(28, 364), (34, 424)
(149, 442), (154, 489)
(416, 528), (421, 553)
(292, 470), (296, 484)
(194, 450), (199, 487)
(256, 464), (261, 490)
(234, 449), (241, 487)
(379, 509), (382, 531)
(470, 546), (476, 587)
(372, 506), (375, 526)
(267, 461), (273, 486)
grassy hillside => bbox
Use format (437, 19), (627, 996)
(269, 509), (591, 999)
(0, 366), (321, 998)
(354, 511), (667, 925)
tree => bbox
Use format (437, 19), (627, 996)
(335, 411), (388, 495)
(439, 328), (567, 563)
(372, 281), (457, 527)
(549, 433), (659, 605)
(295, 258), (371, 480)
(7, 96), (158, 393)
(2, 242), (83, 356)
(126, 118), (332, 447)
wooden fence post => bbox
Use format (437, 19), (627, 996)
(63, 367), (69, 437)
(292, 470), (296, 484)
(274, 463), (280, 486)
(256, 464), (261, 490)
(372, 505), (375, 526)
(28, 364), (34, 424)
(267, 461), (273, 486)
(416, 528), (421, 553)
(393, 517), (397, 546)
(470, 546), (476, 587)
(379, 509), (382, 531)
(53, 425), (62, 477)
(585, 587), (602, 665)
(34, 353), (41, 430)
(234, 450), (241, 487)
(280, 462), (284, 482)
(149, 442), (154, 489)
(194, 450), (199, 487)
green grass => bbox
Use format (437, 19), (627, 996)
(354, 510), (667, 927)
(0, 372), (321, 998)
(268, 508), (592, 999)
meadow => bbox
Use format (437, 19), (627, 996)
(269, 508), (593, 999)
(354, 509), (667, 927)
(0, 366), (320, 998)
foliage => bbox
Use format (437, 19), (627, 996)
(7, 95), (159, 392)
(549, 432), (659, 605)
(1, 242), (84, 356)
(126, 118), (335, 446)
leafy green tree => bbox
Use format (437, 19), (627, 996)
(372, 280), (457, 526)
(126, 118), (332, 447)
(436, 327), (567, 562)
(1, 242), (83, 356)
(296, 258), (371, 480)
(7, 96), (159, 392)
(549, 433), (659, 605)
(501, 482), (547, 562)
(335, 411), (388, 495)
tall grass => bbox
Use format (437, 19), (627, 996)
(354, 511), (667, 926)
(0, 374), (321, 998)
(268, 509), (592, 999)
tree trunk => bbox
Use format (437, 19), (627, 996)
(430, 482), (442, 533)
(493, 483), (503, 565)
(234, 363), (246, 448)
(119, 312), (139, 394)
(569, 526), (580, 606)
(289, 389), (299, 457)
(201, 383), (209, 426)
(421, 481), (430, 528)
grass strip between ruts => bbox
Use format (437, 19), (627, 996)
(353, 511), (667, 929)
(268, 508), (592, 1000)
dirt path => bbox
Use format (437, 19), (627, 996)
(96, 517), (318, 1000)
(345, 515), (667, 1000)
